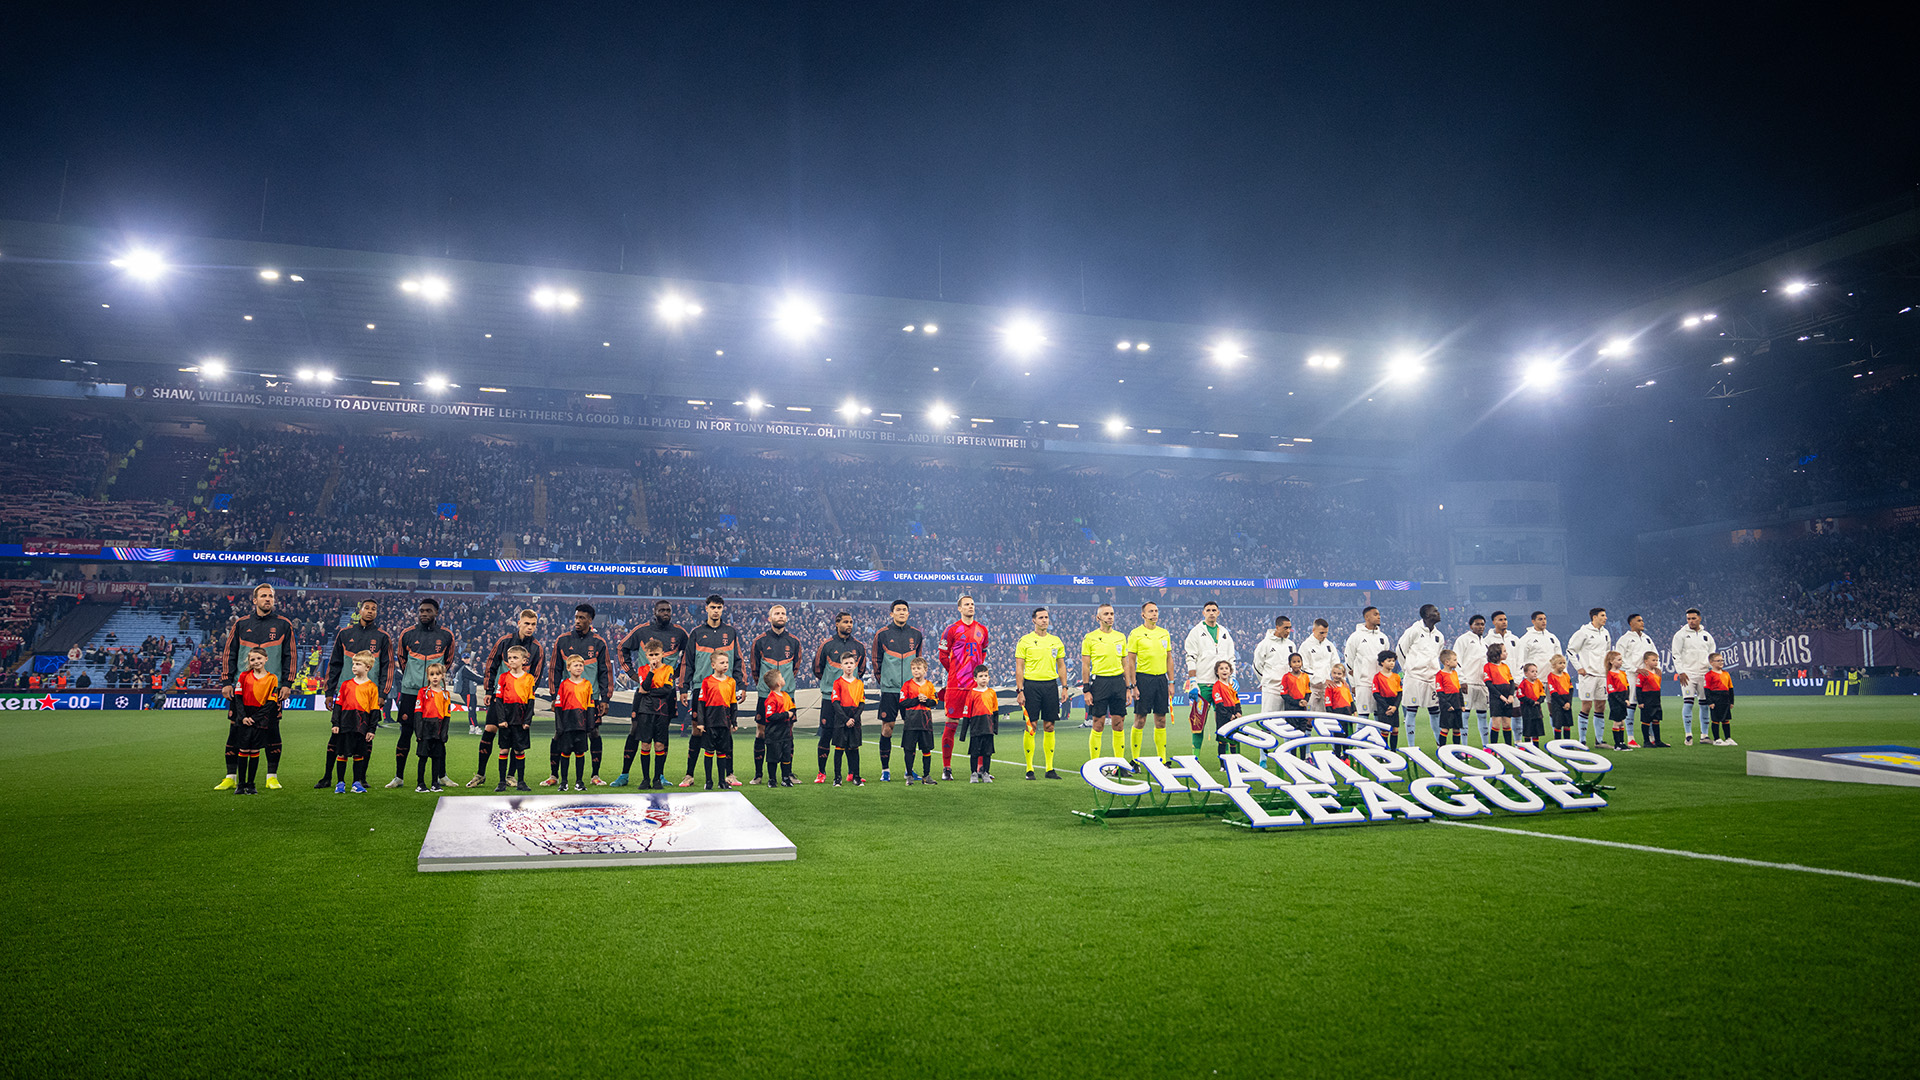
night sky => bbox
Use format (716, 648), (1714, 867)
(4, 2), (1914, 348)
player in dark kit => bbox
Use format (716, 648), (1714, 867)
(870, 600), (924, 782)
(812, 611), (867, 783)
(618, 599), (688, 786)
(394, 598), (457, 787)
(469, 609), (544, 787)
(217, 583), (295, 791)
(324, 599), (395, 788)
(749, 604), (803, 785)
(546, 604), (612, 786)
(679, 596), (744, 787)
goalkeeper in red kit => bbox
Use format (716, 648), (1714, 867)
(936, 595), (989, 781)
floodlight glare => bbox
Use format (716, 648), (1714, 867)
(928, 402), (951, 426)
(921, 323), (938, 334)
(424, 374), (449, 392)
(1523, 359), (1557, 387)
(315, 368), (335, 383)
(112, 249), (167, 281)
(1599, 337), (1633, 357)
(296, 368), (315, 382)
(839, 398), (860, 420)
(1306, 352), (1341, 369)
(200, 359), (228, 379)
(657, 294), (702, 322)
(1116, 341), (1133, 351)
(774, 297), (824, 339)
(1002, 317), (1046, 356)
(1387, 349), (1424, 378)
(1210, 340), (1244, 365)
(401, 276), (450, 301)
(533, 287), (580, 311)
(1682, 316), (1700, 328)
(1104, 417), (1126, 436)
(259, 269), (281, 281)
(1782, 281), (1810, 295)
(746, 395), (766, 412)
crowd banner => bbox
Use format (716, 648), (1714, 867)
(3, 543), (1417, 592)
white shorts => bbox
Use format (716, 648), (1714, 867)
(1680, 673), (1705, 701)
(1403, 675), (1436, 711)
(1464, 684), (1488, 712)
(1578, 674), (1607, 702)
(1352, 684), (1375, 715)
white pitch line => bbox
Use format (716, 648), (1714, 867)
(1433, 820), (1920, 889)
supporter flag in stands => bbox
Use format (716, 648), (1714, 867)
(909, 521), (924, 537)
(438, 502), (458, 521)
(718, 514), (738, 531)
(1081, 526), (1099, 545)
(210, 493), (232, 511)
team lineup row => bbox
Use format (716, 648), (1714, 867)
(213, 588), (1732, 794)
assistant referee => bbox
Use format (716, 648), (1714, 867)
(1080, 603), (1129, 766)
(1014, 607), (1069, 779)
(1125, 601), (1175, 761)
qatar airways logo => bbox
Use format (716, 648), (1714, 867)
(1082, 711), (1611, 828)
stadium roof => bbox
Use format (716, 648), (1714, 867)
(0, 219), (1412, 454)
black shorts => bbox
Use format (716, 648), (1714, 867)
(763, 723), (795, 761)
(1133, 673), (1170, 716)
(833, 719), (862, 749)
(902, 729), (935, 756)
(237, 711), (272, 750)
(487, 699), (532, 728)
(967, 731), (996, 757)
(1022, 680), (1060, 727)
(1487, 686), (1515, 718)
(705, 727), (734, 755)
(1088, 675), (1127, 718)
(1639, 696), (1663, 722)
(876, 692), (901, 725)
(632, 714), (672, 742)
(501, 725), (531, 752)
(558, 730), (590, 754)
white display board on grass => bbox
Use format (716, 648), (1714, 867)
(418, 792), (796, 871)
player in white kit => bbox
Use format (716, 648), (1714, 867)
(1564, 608), (1612, 747)
(1396, 604), (1445, 748)
(1344, 606), (1391, 718)
(1670, 608), (1718, 746)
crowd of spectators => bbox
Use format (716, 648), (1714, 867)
(284, 434), (535, 557)
(0, 420), (174, 545)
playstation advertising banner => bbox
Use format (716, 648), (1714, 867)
(4, 542), (1417, 592)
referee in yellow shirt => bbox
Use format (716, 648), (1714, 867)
(1080, 603), (1129, 765)
(1013, 607), (1069, 779)
(1125, 601), (1175, 760)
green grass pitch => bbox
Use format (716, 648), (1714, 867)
(2, 698), (1916, 1077)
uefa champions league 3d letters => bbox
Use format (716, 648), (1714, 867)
(1080, 711), (1613, 828)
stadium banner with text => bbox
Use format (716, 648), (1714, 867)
(0, 692), (150, 711)
(1716, 629), (1920, 671)
(0, 544), (1416, 592)
(125, 385), (1047, 451)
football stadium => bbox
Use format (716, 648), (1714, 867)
(3, 8), (1917, 1077)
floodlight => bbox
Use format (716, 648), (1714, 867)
(657, 294), (702, 322)
(424, 374), (449, 392)
(259, 269), (280, 281)
(200, 359), (227, 378)
(1002, 317), (1046, 356)
(1210, 340), (1244, 365)
(112, 249), (166, 281)
(774, 297), (823, 339)
(1523, 359), (1557, 387)
(839, 398), (860, 420)
(1105, 416), (1125, 436)
(928, 402), (951, 426)
(1782, 281), (1809, 295)
(746, 395), (766, 412)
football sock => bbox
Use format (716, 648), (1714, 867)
(590, 732), (603, 776)
(847, 747), (861, 779)
(1047, 730), (1059, 768)
(921, 751), (933, 776)
(622, 731), (640, 774)
(549, 737), (561, 779)
(351, 754), (368, 784)
(818, 741), (831, 774)
(878, 734), (892, 772)
(1023, 727), (1036, 770)
(941, 722), (958, 767)
(476, 729), (495, 774)
(514, 752), (527, 780)
(498, 751), (510, 780)
(1129, 727), (1143, 758)
(1651, 722), (1663, 744)
(1387, 728), (1399, 750)
(225, 745), (239, 778)
(417, 754), (429, 787)
(265, 740), (281, 775)
(1089, 729), (1101, 761)
(703, 751), (714, 786)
